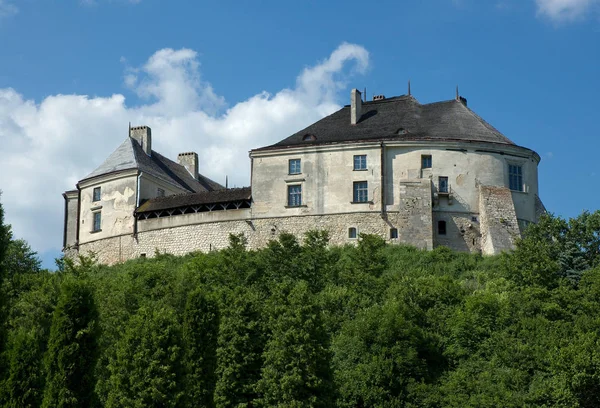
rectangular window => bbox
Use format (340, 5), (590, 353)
(287, 185), (302, 207)
(93, 187), (101, 202)
(439, 176), (449, 194)
(509, 164), (523, 192)
(93, 212), (101, 232)
(289, 159), (301, 175)
(390, 228), (398, 239)
(353, 181), (368, 203)
(421, 155), (432, 169)
(353, 154), (367, 170)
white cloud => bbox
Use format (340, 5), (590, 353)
(0, 43), (369, 255)
(0, 0), (17, 18)
(535, 0), (599, 22)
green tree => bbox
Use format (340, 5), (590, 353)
(2, 328), (45, 408)
(214, 287), (265, 407)
(0, 198), (11, 381)
(106, 306), (183, 408)
(182, 289), (219, 408)
(332, 300), (438, 408)
(256, 281), (334, 407)
(41, 279), (99, 408)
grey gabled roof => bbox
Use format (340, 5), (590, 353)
(259, 95), (516, 150)
(81, 137), (223, 193)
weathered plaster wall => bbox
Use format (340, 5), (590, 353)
(384, 144), (539, 223)
(78, 174), (137, 245)
(63, 191), (78, 249)
(251, 144), (383, 217)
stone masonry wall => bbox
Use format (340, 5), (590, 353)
(74, 211), (432, 265)
(479, 185), (521, 255)
(433, 211), (481, 253)
(385, 179), (433, 250)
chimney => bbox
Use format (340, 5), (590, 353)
(459, 96), (468, 107)
(130, 126), (152, 156)
(350, 88), (362, 125)
(178, 152), (199, 180)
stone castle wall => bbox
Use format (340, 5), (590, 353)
(74, 210), (439, 265)
(71, 185), (526, 265)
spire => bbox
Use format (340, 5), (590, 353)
(408, 80), (411, 96)
(456, 85), (459, 100)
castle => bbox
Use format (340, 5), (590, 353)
(63, 88), (544, 265)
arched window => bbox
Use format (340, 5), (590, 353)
(348, 227), (357, 239)
(438, 220), (447, 235)
(302, 134), (317, 141)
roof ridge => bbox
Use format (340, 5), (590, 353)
(455, 101), (514, 145)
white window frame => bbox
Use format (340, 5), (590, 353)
(353, 154), (367, 171)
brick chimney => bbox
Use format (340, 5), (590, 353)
(350, 88), (362, 125)
(178, 152), (199, 180)
(130, 126), (152, 156)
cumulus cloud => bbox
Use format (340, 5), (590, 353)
(0, 0), (17, 18)
(0, 43), (369, 255)
(535, 0), (599, 22)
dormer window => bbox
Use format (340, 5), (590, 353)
(302, 134), (317, 141)
(93, 187), (101, 202)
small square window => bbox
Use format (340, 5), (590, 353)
(93, 212), (101, 232)
(353, 155), (367, 170)
(289, 159), (301, 175)
(439, 176), (449, 194)
(421, 155), (432, 169)
(93, 187), (101, 202)
(390, 228), (398, 239)
(157, 188), (165, 197)
(509, 164), (523, 192)
(438, 220), (446, 235)
(288, 185), (302, 207)
(353, 181), (368, 203)
(348, 227), (357, 239)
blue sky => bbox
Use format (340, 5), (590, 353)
(0, 0), (598, 269)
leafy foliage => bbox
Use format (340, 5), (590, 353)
(41, 278), (98, 408)
(0, 209), (599, 406)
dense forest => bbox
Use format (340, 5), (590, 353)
(1, 200), (600, 407)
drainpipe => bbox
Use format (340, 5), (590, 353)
(133, 171), (143, 238)
(380, 141), (385, 217)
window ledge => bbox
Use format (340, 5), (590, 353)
(91, 205), (103, 211)
(288, 172), (302, 176)
(353, 168), (368, 171)
(90, 229), (102, 234)
(285, 205), (308, 208)
(510, 189), (528, 194)
(350, 201), (373, 204)
(285, 178), (305, 183)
